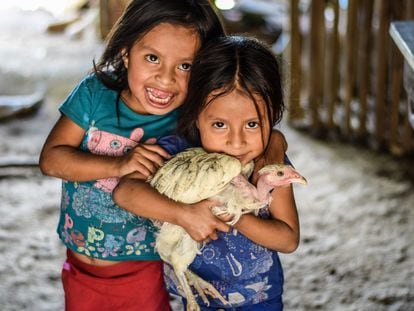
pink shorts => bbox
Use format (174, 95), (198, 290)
(62, 249), (171, 311)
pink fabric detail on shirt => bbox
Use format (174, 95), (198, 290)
(62, 261), (71, 271)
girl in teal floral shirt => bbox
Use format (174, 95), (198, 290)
(39, 1), (226, 310)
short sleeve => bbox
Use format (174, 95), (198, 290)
(157, 135), (191, 155)
(59, 76), (94, 130)
(284, 154), (293, 166)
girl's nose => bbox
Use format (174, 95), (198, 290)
(156, 65), (175, 85)
(227, 129), (246, 148)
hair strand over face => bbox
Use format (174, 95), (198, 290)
(177, 35), (285, 146)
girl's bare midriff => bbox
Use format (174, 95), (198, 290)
(72, 251), (123, 266)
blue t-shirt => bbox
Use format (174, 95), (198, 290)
(57, 74), (180, 261)
(164, 155), (291, 308)
(164, 212), (284, 308)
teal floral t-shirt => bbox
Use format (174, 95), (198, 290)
(57, 74), (179, 261)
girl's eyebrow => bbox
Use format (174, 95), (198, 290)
(205, 113), (260, 122)
(204, 114), (223, 120)
(139, 45), (162, 55)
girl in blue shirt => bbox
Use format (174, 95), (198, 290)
(115, 36), (300, 310)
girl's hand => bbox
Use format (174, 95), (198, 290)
(117, 142), (171, 178)
(113, 177), (229, 242)
(177, 200), (230, 242)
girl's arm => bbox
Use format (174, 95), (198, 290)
(252, 129), (288, 184)
(39, 115), (170, 181)
(233, 185), (300, 253)
(113, 178), (230, 242)
(266, 129), (288, 163)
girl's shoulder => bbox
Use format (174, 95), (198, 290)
(70, 73), (117, 103)
(79, 73), (108, 92)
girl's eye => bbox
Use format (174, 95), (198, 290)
(246, 121), (259, 129)
(145, 54), (159, 63)
(213, 122), (226, 129)
(178, 63), (192, 72)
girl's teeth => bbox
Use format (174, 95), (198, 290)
(147, 88), (173, 104)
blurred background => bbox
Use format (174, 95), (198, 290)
(0, 0), (413, 310)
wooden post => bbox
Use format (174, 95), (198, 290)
(326, 0), (340, 129)
(375, 0), (390, 146)
(402, 0), (414, 152)
(344, 0), (358, 133)
(288, 0), (303, 121)
(407, 0), (414, 19)
(309, 0), (325, 130)
(99, 0), (131, 39)
(389, 43), (404, 154)
(389, 0), (405, 154)
(357, 0), (374, 138)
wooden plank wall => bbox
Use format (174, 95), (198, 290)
(288, 0), (414, 155)
(99, 0), (131, 39)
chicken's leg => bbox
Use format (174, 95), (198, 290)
(186, 270), (230, 306)
(175, 271), (200, 311)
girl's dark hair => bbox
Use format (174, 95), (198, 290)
(178, 35), (285, 145)
(94, 0), (225, 92)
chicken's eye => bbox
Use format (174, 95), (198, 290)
(277, 171), (284, 177)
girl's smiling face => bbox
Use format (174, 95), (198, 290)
(121, 23), (200, 115)
(197, 89), (271, 165)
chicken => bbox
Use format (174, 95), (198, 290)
(148, 147), (307, 310)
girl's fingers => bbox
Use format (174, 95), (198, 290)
(131, 152), (160, 175)
(138, 144), (171, 163)
(144, 137), (157, 144)
(141, 142), (171, 157)
(132, 145), (168, 167)
(119, 143), (171, 177)
(123, 171), (149, 181)
(133, 162), (155, 178)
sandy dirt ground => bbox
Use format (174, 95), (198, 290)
(0, 7), (413, 311)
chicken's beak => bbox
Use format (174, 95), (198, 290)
(287, 167), (308, 185)
(296, 176), (308, 185)
(289, 172), (308, 185)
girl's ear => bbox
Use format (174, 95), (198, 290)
(121, 48), (129, 68)
(196, 120), (200, 129)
